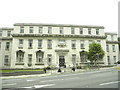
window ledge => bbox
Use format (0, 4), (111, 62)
(15, 62), (24, 65)
(28, 47), (33, 49)
(35, 63), (44, 65)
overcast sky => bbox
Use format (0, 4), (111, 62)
(0, 0), (119, 33)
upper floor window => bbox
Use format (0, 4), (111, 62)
(47, 54), (52, 66)
(106, 45), (109, 52)
(48, 27), (52, 34)
(4, 55), (9, 65)
(38, 40), (42, 48)
(80, 40), (84, 49)
(47, 40), (52, 49)
(29, 27), (33, 33)
(97, 40), (101, 43)
(59, 39), (65, 45)
(111, 35), (114, 41)
(88, 28), (91, 34)
(5, 42), (10, 50)
(19, 39), (23, 48)
(71, 28), (75, 34)
(96, 29), (99, 35)
(38, 27), (42, 34)
(20, 27), (24, 33)
(28, 39), (33, 49)
(7, 31), (11, 36)
(89, 40), (92, 46)
(0, 30), (2, 36)
(71, 40), (76, 49)
(112, 45), (115, 52)
(60, 27), (64, 34)
(79, 28), (83, 34)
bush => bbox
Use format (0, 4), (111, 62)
(76, 66), (82, 69)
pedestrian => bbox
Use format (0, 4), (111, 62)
(44, 68), (46, 73)
(58, 68), (61, 72)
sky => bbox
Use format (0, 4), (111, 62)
(0, 0), (119, 33)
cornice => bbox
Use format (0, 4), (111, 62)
(12, 34), (106, 39)
(0, 27), (13, 31)
(14, 23), (104, 29)
(0, 37), (13, 40)
(106, 41), (119, 44)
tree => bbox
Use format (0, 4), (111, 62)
(87, 41), (105, 66)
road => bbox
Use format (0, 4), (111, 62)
(1, 68), (120, 89)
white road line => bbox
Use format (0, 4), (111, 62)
(2, 83), (16, 86)
(21, 86), (33, 88)
(26, 79), (34, 81)
(34, 84), (55, 88)
(99, 81), (120, 86)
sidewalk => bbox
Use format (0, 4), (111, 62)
(1, 66), (116, 79)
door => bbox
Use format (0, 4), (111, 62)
(59, 56), (65, 67)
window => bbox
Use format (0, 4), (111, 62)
(107, 56), (110, 65)
(111, 35), (114, 41)
(28, 39), (33, 48)
(48, 27), (52, 34)
(19, 39), (23, 48)
(88, 28), (91, 34)
(0, 30), (2, 36)
(59, 39), (65, 45)
(38, 27), (42, 34)
(96, 29), (99, 35)
(60, 27), (64, 34)
(113, 56), (116, 64)
(16, 50), (24, 63)
(5, 42), (10, 50)
(80, 40), (84, 49)
(72, 54), (76, 66)
(47, 40), (52, 49)
(71, 28), (75, 34)
(112, 45), (115, 52)
(71, 40), (76, 49)
(20, 27), (24, 33)
(29, 27), (33, 33)
(0, 42), (1, 49)
(36, 51), (44, 64)
(47, 54), (52, 66)
(28, 54), (32, 63)
(106, 45), (109, 52)
(38, 40), (42, 48)
(79, 28), (83, 34)
(7, 31), (11, 36)
(4, 55), (9, 65)
(97, 40), (101, 43)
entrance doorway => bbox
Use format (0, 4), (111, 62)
(59, 56), (65, 67)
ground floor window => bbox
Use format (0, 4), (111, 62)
(36, 50), (44, 64)
(4, 55), (9, 65)
(72, 54), (76, 66)
(107, 56), (110, 65)
(16, 50), (24, 63)
(47, 54), (52, 66)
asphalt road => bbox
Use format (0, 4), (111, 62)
(1, 68), (120, 89)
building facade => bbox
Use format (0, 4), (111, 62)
(0, 23), (119, 69)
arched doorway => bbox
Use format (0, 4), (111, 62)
(59, 56), (65, 67)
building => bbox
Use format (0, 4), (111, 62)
(0, 23), (119, 69)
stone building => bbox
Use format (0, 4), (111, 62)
(0, 23), (119, 69)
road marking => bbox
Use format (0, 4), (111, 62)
(34, 84), (55, 88)
(99, 81), (120, 86)
(22, 86), (33, 88)
(2, 83), (16, 86)
(27, 79), (34, 81)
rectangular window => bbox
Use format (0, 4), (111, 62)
(48, 27), (52, 34)
(79, 28), (83, 34)
(29, 27), (33, 33)
(111, 35), (114, 41)
(4, 55), (9, 65)
(7, 31), (11, 36)
(106, 45), (109, 52)
(89, 40), (92, 46)
(112, 45), (115, 52)
(38, 27), (42, 34)
(0, 42), (1, 49)
(19, 39), (23, 48)
(72, 54), (76, 66)
(80, 40), (84, 49)
(60, 27), (64, 34)
(28, 54), (32, 63)
(88, 28), (91, 34)
(28, 39), (33, 48)
(96, 29), (99, 35)
(107, 56), (110, 65)
(0, 30), (2, 36)
(71, 40), (76, 49)
(5, 42), (10, 50)
(47, 54), (52, 66)
(20, 27), (24, 33)
(38, 40), (42, 48)
(59, 39), (65, 45)
(71, 28), (75, 34)
(47, 40), (52, 49)
(113, 56), (116, 64)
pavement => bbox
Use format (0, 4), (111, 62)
(1, 66), (117, 79)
